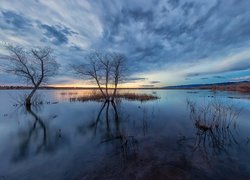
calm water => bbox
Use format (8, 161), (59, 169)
(0, 89), (250, 180)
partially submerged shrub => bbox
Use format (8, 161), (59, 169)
(69, 92), (159, 102)
(186, 98), (241, 130)
(186, 98), (242, 150)
(116, 93), (159, 102)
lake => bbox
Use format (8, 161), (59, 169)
(0, 89), (250, 180)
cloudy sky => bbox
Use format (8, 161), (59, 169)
(0, 0), (250, 87)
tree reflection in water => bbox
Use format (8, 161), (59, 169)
(5, 95), (249, 179)
(12, 105), (62, 162)
(93, 100), (139, 161)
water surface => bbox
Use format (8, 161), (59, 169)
(0, 89), (250, 179)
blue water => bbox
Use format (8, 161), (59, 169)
(0, 89), (250, 179)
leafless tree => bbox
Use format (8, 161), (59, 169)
(4, 45), (59, 107)
(111, 53), (125, 101)
(72, 51), (125, 101)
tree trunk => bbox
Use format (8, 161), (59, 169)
(25, 85), (38, 107)
(111, 80), (118, 101)
(111, 86), (117, 101)
(95, 78), (107, 100)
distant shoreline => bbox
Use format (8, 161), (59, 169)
(0, 86), (164, 90)
(166, 81), (250, 93)
(0, 81), (249, 93)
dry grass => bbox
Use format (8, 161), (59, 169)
(116, 93), (159, 101)
(70, 93), (104, 102)
(186, 98), (241, 130)
(186, 98), (242, 150)
(69, 92), (159, 102)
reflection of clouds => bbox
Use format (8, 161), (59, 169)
(77, 100), (150, 160)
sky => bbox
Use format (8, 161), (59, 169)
(0, 0), (250, 88)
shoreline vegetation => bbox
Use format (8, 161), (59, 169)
(0, 81), (250, 93)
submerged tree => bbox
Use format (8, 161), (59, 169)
(4, 45), (59, 107)
(72, 52), (125, 101)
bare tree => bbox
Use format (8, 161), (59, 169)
(111, 53), (125, 101)
(71, 51), (125, 101)
(99, 53), (112, 99)
(4, 45), (59, 107)
(71, 53), (107, 99)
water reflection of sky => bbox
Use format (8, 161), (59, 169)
(0, 89), (250, 179)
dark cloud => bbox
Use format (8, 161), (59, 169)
(213, 76), (224, 79)
(150, 81), (161, 84)
(128, 9), (154, 22)
(140, 84), (155, 88)
(1, 10), (32, 30)
(181, 2), (194, 16)
(168, 0), (180, 9)
(39, 24), (77, 45)
(187, 73), (200, 77)
(90, 0), (250, 75)
(124, 77), (147, 82)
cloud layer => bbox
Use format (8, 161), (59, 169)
(0, 0), (250, 86)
